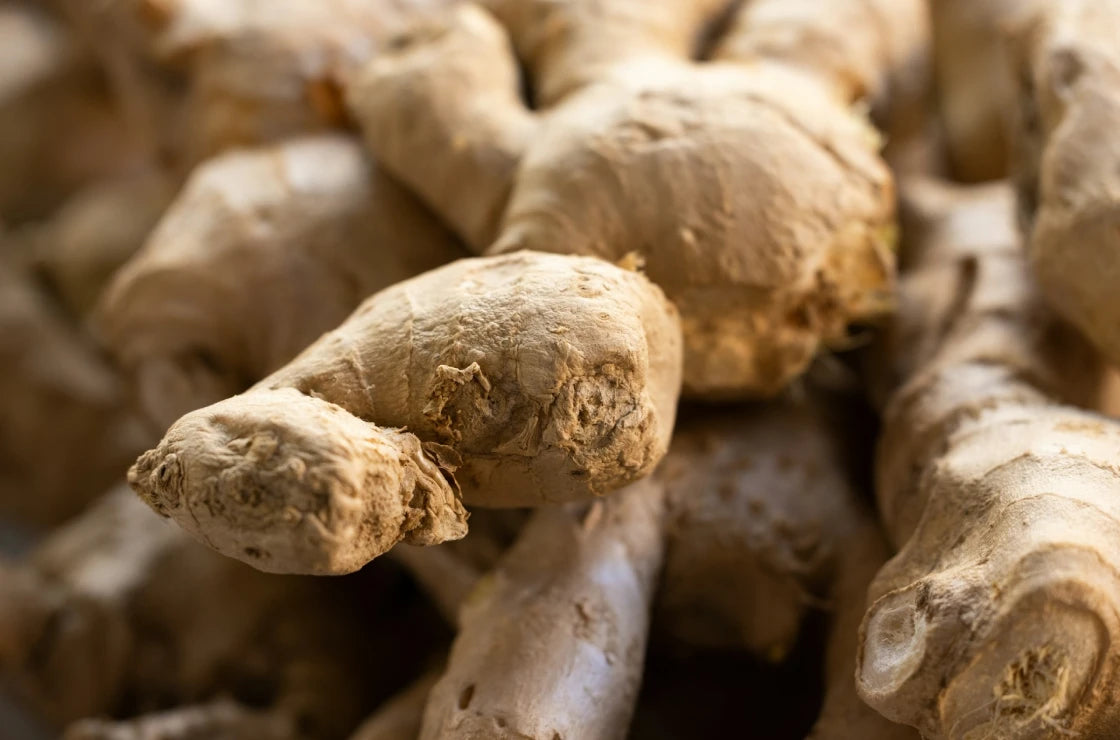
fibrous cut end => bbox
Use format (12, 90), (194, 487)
(128, 388), (468, 575)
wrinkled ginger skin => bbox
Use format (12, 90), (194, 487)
(1004, 0), (1120, 370)
(420, 479), (664, 740)
(656, 400), (916, 739)
(129, 252), (682, 575)
(857, 180), (1120, 739)
(98, 134), (464, 430)
(348, 2), (897, 398)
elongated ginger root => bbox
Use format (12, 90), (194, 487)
(0, 260), (149, 525)
(0, 487), (381, 738)
(857, 178), (1120, 739)
(98, 134), (463, 429)
(420, 479), (664, 740)
(129, 251), (682, 575)
(656, 398), (914, 739)
(1000, 0), (1120, 371)
(60, 0), (454, 166)
(346, 0), (918, 398)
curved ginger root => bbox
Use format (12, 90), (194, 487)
(857, 178), (1120, 739)
(657, 399), (914, 739)
(0, 487), (379, 738)
(420, 479), (664, 740)
(98, 134), (464, 430)
(345, 0), (914, 398)
(129, 251), (682, 575)
(1000, 0), (1120, 371)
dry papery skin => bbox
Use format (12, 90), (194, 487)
(129, 251), (682, 575)
(345, 0), (919, 398)
(0, 259), (149, 526)
(0, 487), (377, 738)
(857, 178), (1120, 739)
(0, 3), (147, 224)
(656, 400), (914, 740)
(1004, 0), (1120, 371)
(58, 0), (455, 166)
(421, 478), (664, 740)
(98, 133), (464, 430)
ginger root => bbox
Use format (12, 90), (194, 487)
(59, 0), (455, 166)
(857, 178), (1120, 739)
(129, 251), (682, 575)
(0, 486), (396, 738)
(1002, 0), (1120, 371)
(657, 396), (915, 739)
(420, 479), (665, 740)
(98, 134), (464, 429)
(346, 0), (906, 398)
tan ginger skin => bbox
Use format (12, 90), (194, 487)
(1001, 0), (1120, 372)
(420, 478), (664, 740)
(0, 487), (379, 739)
(657, 400), (915, 740)
(98, 133), (464, 430)
(344, 0), (929, 398)
(0, 261), (149, 526)
(129, 251), (682, 575)
(856, 178), (1120, 739)
(58, 0), (456, 166)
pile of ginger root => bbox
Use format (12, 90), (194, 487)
(4, 0), (1120, 738)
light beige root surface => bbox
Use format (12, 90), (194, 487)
(420, 478), (665, 740)
(857, 178), (1120, 739)
(58, 0), (457, 166)
(128, 251), (682, 575)
(1004, 0), (1120, 370)
(98, 133), (464, 429)
(346, 0), (916, 398)
(0, 487), (374, 737)
(0, 260), (149, 526)
(656, 398), (915, 739)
